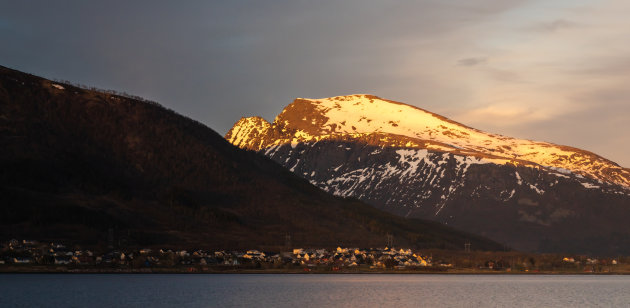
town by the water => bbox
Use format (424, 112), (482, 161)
(1, 239), (628, 274)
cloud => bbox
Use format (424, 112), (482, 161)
(528, 19), (577, 33)
(565, 57), (630, 77)
(452, 103), (551, 128)
(484, 68), (526, 83)
(456, 57), (487, 66)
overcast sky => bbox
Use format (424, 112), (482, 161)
(1, 0), (629, 166)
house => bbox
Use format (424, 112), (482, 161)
(54, 257), (72, 265)
(417, 258), (428, 267)
(51, 249), (70, 257)
(22, 240), (39, 246)
(51, 243), (66, 250)
(12, 257), (32, 264)
(9, 239), (19, 249)
(192, 250), (206, 258)
(399, 248), (413, 256)
(244, 250), (265, 261)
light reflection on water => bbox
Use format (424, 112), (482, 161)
(1, 274), (630, 307)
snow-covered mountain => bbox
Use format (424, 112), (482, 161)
(226, 94), (630, 254)
(229, 94), (630, 187)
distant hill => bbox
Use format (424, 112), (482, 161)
(0, 66), (502, 252)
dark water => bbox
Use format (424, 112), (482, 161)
(1, 274), (630, 307)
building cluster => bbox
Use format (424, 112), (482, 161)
(288, 247), (435, 269)
(3, 239), (620, 272)
(562, 257), (617, 266)
(0, 239), (437, 269)
(0, 239), (99, 266)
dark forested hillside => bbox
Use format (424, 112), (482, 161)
(0, 66), (502, 251)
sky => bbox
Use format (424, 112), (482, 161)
(1, 0), (629, 166)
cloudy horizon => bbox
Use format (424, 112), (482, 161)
(2, 0), (629, 166)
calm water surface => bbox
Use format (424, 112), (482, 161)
(1, 274), (630, 307)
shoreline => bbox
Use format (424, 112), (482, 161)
(2, 266), (629, 275)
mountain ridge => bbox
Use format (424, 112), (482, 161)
(226, 94), (630, 254)
(227, 94), (630, 188)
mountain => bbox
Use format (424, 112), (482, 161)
(0, 66), (502, 251)
(226, 94), (630, 255)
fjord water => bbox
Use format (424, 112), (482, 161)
(2, 274), (629, 307)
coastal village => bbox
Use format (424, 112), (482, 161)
(0, 239), (624, 273)
(0, 239), (434, 271)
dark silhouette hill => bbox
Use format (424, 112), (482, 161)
(0, 65), (501, 251)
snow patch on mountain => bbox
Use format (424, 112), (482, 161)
(514, 171), (523, 185)
(581, 182), (600, 189)
(528, 184), (545, 195)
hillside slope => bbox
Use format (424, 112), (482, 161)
(0, 66), (501, 251)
